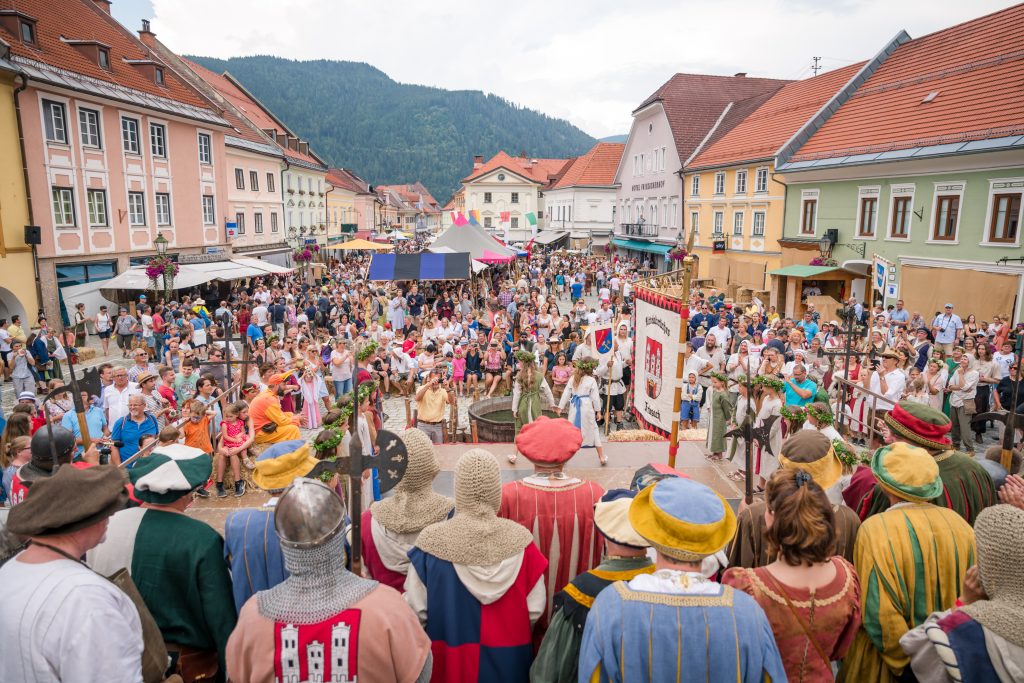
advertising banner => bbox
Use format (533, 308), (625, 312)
(632, 292), (682, 436)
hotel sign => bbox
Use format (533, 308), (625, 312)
(631, 180), (665, 192)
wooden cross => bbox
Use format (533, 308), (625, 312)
(193, 313), (261, 395)
(822, 306), (866, 432)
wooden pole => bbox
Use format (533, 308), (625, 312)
(1001, 337), (1023, 471)
(667, 238), (695, 468)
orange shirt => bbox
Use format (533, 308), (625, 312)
(182, 415), (213, 453)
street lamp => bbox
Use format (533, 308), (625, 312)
(154, 231), (168, 255)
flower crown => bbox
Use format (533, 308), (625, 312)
(832, 439), (868, 468)
(356, 340), (379, 362)
(753, 375), (784, 392)
(514, 349), (536, 364)
(575, 357), (599, 372)
(806, 404), (834, 426)
(709, 371), (729, 384)
(313, 428), (344, 454)
(779, 405), (806, 424)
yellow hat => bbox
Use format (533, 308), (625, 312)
(777, 430), (843, 491)
(870, 442), (942, 503)
(629, 477), (736, 562)
(253, 443), (318, 492)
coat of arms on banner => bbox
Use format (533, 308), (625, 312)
(275, 611), (361, 683)
(645, 338), (663, 399)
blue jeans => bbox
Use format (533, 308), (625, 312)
(333, 378), (352, 397)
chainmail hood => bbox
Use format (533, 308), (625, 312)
(414, 449), (532, 566)
(370, 428), (454, 534)
(961, 504), (1024, 648)
(257, 530), (378, 624)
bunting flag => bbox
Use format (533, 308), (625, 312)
(454, 211), (469, 226)
(500, 211), (511, 223)
(450, 211), (458, 224)
(469, 209), (482, 226)
(526, 212), (537, 226)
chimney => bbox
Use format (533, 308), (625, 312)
(137, 18), (156, 47)
(298, 141), (308, 155)
(733, 72), (747, 77)
(92, 0), (112, 14)
(473, 155), (483, 169)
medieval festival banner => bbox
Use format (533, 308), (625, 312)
(632, 288), (685, 438)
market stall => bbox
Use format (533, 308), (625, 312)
(367, 252), (472, 281)
(323, 238), (393, 251)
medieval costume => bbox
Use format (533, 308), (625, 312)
(499, 417), (604, 639)
(531, 489), (654, 683)
(250, 371), (303, 444)
(0, 464), (145, 683)
(406, 449), (548, 683)
(511, 352), (554, 434)
(728, 430), (861, 568)
(755, 385), (784, 482)
(226, 479), (432, 683)
(223, 440), (316, 612)
(298, 369), (329, 429)
(901, 504), (1024, 683)
(87, 445), (237, 681)
(839, 443), (976, 683)
(361, 428), (454, 592)
(857, 401), (997, 524)
(558, 360), (602, 449)
(578, 477), (786, 682)
(705, 382), (735, 454)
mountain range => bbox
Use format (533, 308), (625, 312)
(186, 55), (597, 202)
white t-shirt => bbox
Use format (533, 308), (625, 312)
(94, 312), (111, 333)
(599, 287), (611, 302)
(102, 382), (139, 424)
(252, 305), (269, 327)
(709, 325), (732, 347)
(868, 369), (906, 411)
(0, 327), (10, 353)
(0, 557), (143, 683)
(993, 351), (1015, 379)
(139, 314), (154, 339)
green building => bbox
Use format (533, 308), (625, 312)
(768, 6), (1024, 324)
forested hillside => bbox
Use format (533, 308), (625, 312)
(187, 55), (596, 200)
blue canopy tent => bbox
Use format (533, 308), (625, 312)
(367, 252), (472, 281)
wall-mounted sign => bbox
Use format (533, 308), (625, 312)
(712, 239), (727, 254)
(885, 283), (899, 299)
(180, 253), (229, 264)
(225, 221), (237, 240)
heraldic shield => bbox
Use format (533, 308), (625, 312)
(645, 338), (663, 399)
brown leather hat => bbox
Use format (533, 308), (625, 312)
(7, 465), (128, 537)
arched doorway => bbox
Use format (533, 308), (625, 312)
(0, 286), (27, 325)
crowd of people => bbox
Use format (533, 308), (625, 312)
(0, 247), (1022, 683)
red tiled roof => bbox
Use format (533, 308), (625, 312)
(0, 0), (210, 109)
(182, 57), (325, 167)
(463, 151), (572, 186)
(552, 142), (624, 189)
(689, 62), (865, 169)
(790, 4), (1024, 162)
(376, 183), (442, 213)
(635, 73), (790, 164)
(327, 168), (371, 194)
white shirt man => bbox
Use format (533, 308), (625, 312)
(252, 303), (269, 327)
(139, 311), (154, 340)
(102, 376), (139, 425)
(867, 355), (906, 412)
(708, 320), (732, 348)
(993, 343), (1016, 379)
(695, 339), (725, 389)
(931, 305), (963, 348)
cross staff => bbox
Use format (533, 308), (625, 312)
(822, 305), (867, 433)
(310, 374), (409, 576)
(194, 313), (260, 397)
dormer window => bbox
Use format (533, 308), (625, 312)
(155, 67), (164, 85)
(20, 19), (34, 44)
(98, 48), (109, 70)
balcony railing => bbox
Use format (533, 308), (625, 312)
(620, 222), (659, 237)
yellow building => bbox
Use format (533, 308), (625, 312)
(683, 62), (865, 299)
(0, 56), (39, 323)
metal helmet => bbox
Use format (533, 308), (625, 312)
(30, 425), (76, 468)
(274, 478), (346, 549)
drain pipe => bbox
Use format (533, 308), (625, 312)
(13, 71), (44, 316)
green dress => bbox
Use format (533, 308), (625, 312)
(943, 358), (957, 415)
(512, 371), (552, 434)
(707, 388), (736, 453)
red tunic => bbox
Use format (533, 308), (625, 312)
(498, 478), (604, 643)
(360, 509), (408, 593)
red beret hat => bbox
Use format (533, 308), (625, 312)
(515, 416), (582, 465)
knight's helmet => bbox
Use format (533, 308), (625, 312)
(274, 477), (346, 549)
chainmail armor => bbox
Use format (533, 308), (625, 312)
(257, 530), (378, 624)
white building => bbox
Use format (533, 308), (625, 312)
(461, 152), (570, 242)
(542, 142), (624, 248)
(614, 73), (787, 269)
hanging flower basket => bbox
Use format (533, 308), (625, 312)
(809, 256), (838, 267)
(293, 248), (314, 264)
(145, 256), (179, 287)
(667, 247), (688, 262)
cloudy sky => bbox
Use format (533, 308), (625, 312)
(114, 0), (1014, 138)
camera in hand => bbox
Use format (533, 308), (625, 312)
(98, 440), (124, 465)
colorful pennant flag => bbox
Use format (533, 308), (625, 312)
(454, 211), (469, 226)
(526, 212), (537, 226)
(500, 211), (511, 223)
(469, 210), (482, 226)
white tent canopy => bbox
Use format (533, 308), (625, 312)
(429, 223), (517, 261)
(98, 258), (294, 298)
(429, 246), (488, 273)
